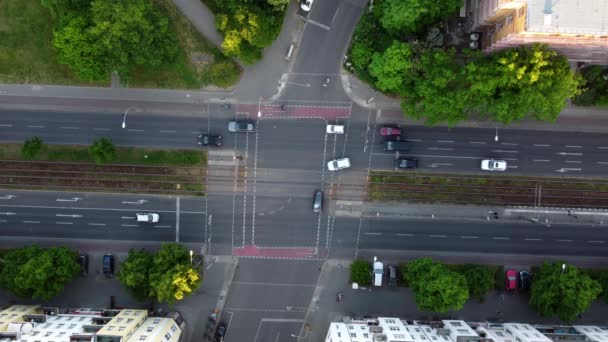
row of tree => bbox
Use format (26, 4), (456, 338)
(207, 0), (288, 64)
(350, 257), (606, 322)
(0, 243), (201, 304)
(22, 136), (116, 163)
(348, 0), (582, 125)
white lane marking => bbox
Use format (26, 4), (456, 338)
(556, 152), (582, 156)
(556, 168), (582, 173)
(427, 147), (454, 151)
(565, 160), (582, 163)
(556, 239), (573, 242)
(429, 234), (447, 238)
(121, 224), (138, 227)
(0, 195), (15, 199)
(307, 19), (331, 30)
(396, 233), (413, 237)
(154, 225), (172, 228)
(56, 222), (73, 225)
(56, 197), (82, 202)
(428, 163), (454, 168)
(461, 236), (479, 239)
(525, 238), (542, 241)
(191, 131), (203, 134)
(28, 125), (44, 128)
(566, 145), (582, 148)
(597, 147), (608, 149)
(491, 150), (519, 153)
(469, 141), (486, 144)
(364, 232), (382, 235)
(23, 220), (40, 224)
(501, 142), (518, 146)
(160, 130), (176, 133)
(533, 159), (550, 162)
(406, 139), (422, 142)
(0, 219), (6, 222)
(93, 128), (111, 131)
(0, 124), (13, 127)
(127, 129), (144, 132)
(436, 140), (454, 143)
(175, 197), (180, 242)
(588, 240), (605, 244)
(0, 212), (15, 215)
(88, 223), (106, 226)
(507, 165), (519, 169)
(597, 162), (608, 165)
(376, 153), (519, 161)
(56, 213), (82, 218)
(534, 144), (550, 147)
(493, 237), (510, 240)
(60, 126), (79, 129)
(121, 216), (135, 219)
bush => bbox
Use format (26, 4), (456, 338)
(350, 259), (371, 286)
(89, 137), (116, 164)
(21, 137), (45, 159)
(573, 65), (608, 106)
(202, 59), (241, 88)
(459, 265), (496, 301)
(495, 266), (505, 291)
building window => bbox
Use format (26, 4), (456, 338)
(452, 322), (462, 327)
(139, 336), (147, 341)
(69, 324), (76, 329)
(171, 325), (177, 333)
(57, 324), (64, 328)
(127, 319), (134, 324)
(395, 334), (406, 339)
(390, 326), (400, 331)
(116, 318), (123, 323)
(147, 327), (154, 332)
(107, 326), (114, 331)
(416, 328), (421, 332)
(165, 332), (172, 340)
(422, 335), (427, 339)
(80, 317), (85, 321)
(348, 325), (354, 330)
(119, 327), (125, 332)
(135, 311), (142, 316)
(386, 319), (395, 324)
(154, 319), (161, 324)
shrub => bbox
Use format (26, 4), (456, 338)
(21, 137), (45, 160)
(350, 259), (371, 286)
(89, 137), (116, 164)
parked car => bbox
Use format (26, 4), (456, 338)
(312, 190), (323, 213)
(373, 257), (384, 286)
(384, 141), (411, 152)
(103, 254), (114, 278)
(215, 322), (227, 342)
(395, 158), (418, 169)
(228, 121), (254, 132)
(136, 213), (159, 223)
(326, 125), (344, 134)
(518, 271), (531, 292)
(78, 254), (88, 277)
(505, 269), (518, 291)
(198, 134), (223, 146)
(481, 159), (507, 171)
(380, 126), (401, 136)
(300, 0), (313, 11)
(387, 264), (398, 287)
(327, 158), (351, 171)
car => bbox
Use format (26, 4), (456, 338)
(228, 121), (254, 133)
(214, 322), (227, 342)
(518, 271), (531, 292)
(387, 264), (398, 287)
(103, 254), (114, 278)
(300, 0), (313, 11)
(198, 134), (223, 146)
(384, 141), (411, 152)
(380, 126), (401, 136)
(78, 254), (88, 277)
(326, 125), (344, 134)
(136, 213), (159, 223)
(505, 269), (518, 291)
(312, 190), (323, 213)
(373, 257), (384, 286)
(481, 159), (507, 171)
(327, 158), (351, 171)
(395, 158), (418, 169)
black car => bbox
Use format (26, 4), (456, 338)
(214, 322), (227, 342)
(518, 271), (531, 292)
(387, 264), (398, 286)
(384, 140), (411, 152)
(198, 134), (223, 146)
(103, 254), (114, 278)
(78, 254), (88, 277)
(395, 158), (418, 169)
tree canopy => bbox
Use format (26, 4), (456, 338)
(118, 243), (201, 304)
(369, 41), (415, 95)
(529, 262), (601, 322)
(376, 0), (463, 34)
(404, 258), (469, 312)
(46, 0), (178, 81)
(0, 246), (79, 300)
(350, 259), (372, 286)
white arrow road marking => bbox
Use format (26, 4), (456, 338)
(556, 168), (582, 173)
(556, 152), (583, 156)
(121, 200), (148, 204)
(428, 163), (453, 168)
(0, 212), (16, 215)
(0, 195), (15, 199)
(56, 197), (82, 202)
(121, 216), (135, 219)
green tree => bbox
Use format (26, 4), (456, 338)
(460, 265), (495, 301)
(89, 137), (116, 163)
(152, 264), (200, 304)
(350, 259), (372, 286)
(377, 0), (462, 34)
(266, 0), (289, 10)
(0, 246), (79, 300)
(117, 249), (153, 300)
(597, 272), (608, 303)
(21, 137), (45, 160)
(573, 65), (608, 106)
(529, 262), (601, 322)
(405, 258), (469, 313)
(369, 41), (415, 94)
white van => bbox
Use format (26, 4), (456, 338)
(373, 257), (384, 286)
(326, 125), (344, 134)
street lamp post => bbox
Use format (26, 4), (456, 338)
(494, 127), (499, 142)
(189, 250), (193, 266)
(257, 97), (262, 118)
(122, 107), (136, 129)
(561, 263), (566, 275)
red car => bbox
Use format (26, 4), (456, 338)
(505, 269), (518, 291)
(380, 127), (401, 136)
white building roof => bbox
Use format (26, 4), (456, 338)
(573, 326), (608, 342)
(503, 323), (553, 342)
(527, 0), (608, 35)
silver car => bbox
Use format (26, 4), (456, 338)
(228, 121), (254, 132)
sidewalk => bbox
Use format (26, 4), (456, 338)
(334, 200), (608, 226)
(171, 0), (223, 47)
(342, 70), (608, 133)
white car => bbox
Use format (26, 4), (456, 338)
(327, 158), (351, 171)
(326, 125), (344, 134)
(301, 0), (313, 11)
(373, 258), (384, 287)
(136, 213), (159, 223)
(481, 159), (507, 171)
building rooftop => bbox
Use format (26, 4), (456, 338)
(527, 0), (608, 35)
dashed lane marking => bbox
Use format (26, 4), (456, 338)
(461, 236), (479, 239)
(493, 237), (510, 240)
(534, 144), (550, 147)
(23, 220), (39, 224)
(533, 159), (550, 162)
(588, 240), (605, 244)
(469, 141), (486, 144)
